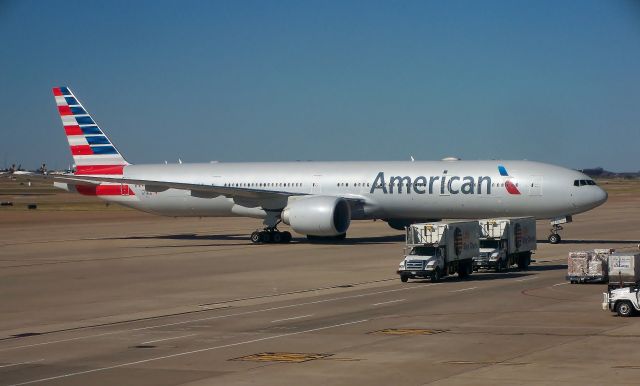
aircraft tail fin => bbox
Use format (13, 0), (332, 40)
(52, 87), (129, 175)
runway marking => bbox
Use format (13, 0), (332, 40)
(271, 314), (313, 323)
(140, 334), (196, 344)
(514, 277), (536, 282)
(0, 359), (44, 368)
(450, 287), (477, 293)
(372, 299), (405, 306)
(0, 285), (437, 352)
(7, 319), (369, 386)
(552, 282), (569, 287)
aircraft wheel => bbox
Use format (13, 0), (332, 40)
(282, 231), (292, 243)
(548, 234), (561, 244)
(261, 231), (272, 243)
(272, 232), (282, 243)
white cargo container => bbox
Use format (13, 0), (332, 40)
(473, 217), (537, 272)
(398, 221), (480, 282)
(608, 253), (640, 288)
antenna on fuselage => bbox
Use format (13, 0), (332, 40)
(410, 155), (415, 162)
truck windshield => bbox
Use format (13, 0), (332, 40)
(480, 239), (501, 249)
(410, 246), (438, 256)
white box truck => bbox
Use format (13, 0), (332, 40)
(398, 221), (480, 282)
(473, 217), (537, 272)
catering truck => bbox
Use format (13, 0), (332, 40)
(473, 217), (537, 272)
(397, 221), (480, 282)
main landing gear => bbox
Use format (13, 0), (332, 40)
(251, 228), (292, 244)
(548, 216), (572, 244)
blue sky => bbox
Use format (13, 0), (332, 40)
(1, 0), (639, 171)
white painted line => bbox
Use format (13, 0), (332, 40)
(0, 359), (44, 368)
(0, 284), (438, 352)
(7, 319), (369, 386)
(514, 277), (536, 282)
(450, 287), (477, 293)
(141, 334), (196, 345)
(552, 282), (568, 287)
(372, 299), (405, 306)
(271, 314), (313, 323)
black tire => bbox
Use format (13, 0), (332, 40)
(282, 231), (292, 243)
(548, 234), (561, 244)
(458, 261), (472, 279)
(272, 232), (282, 243)
(400, 275), (409, 283)
(250, 231), (262, 243)
(335, 233), (347, 240)
(616, 301), (634, 317)
(261, 231), (272, 243)
(431, 268), (441, 283)
(494, 259), (503, 273)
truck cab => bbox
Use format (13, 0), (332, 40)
(603, 286), (640, 317)
(476, 239), (507, 271)
(398, 246), (444, 282)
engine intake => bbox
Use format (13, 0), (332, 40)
(282, 196), (351, 236)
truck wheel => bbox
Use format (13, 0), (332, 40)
(250, 231), (262, 243)
(616, 301), (634, 317)
(431, 268), (441, 283)
(400, 275), (409, 283)
(494, 260), (502, 273)
(458, 262), (471, 279)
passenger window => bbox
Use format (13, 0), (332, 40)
(574, 180), (579, 187)
(580, 180), (586, 186)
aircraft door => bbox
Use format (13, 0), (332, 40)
(311, 175), (322, 195)
(528, 176), (542, 196)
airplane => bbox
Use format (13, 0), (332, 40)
(17, 87), (608, 244)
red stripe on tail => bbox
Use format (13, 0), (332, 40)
(52, 87), (62, 96)
(70, 145), (93, 155)
(75, 165), (125, 175)
(76, 184), (134, 196)
(58, 106), (72, 116)
(64, 125), (83, 135)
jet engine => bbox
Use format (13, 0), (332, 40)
(281, 196), (351, 236)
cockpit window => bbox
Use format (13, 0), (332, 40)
(574, 179), (597, 187)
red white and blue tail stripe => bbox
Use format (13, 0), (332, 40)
(53, 87), (129, 175)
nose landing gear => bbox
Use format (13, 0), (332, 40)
(548, 215), (572, 244)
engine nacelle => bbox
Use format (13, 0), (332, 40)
(281, 196), (351, 236)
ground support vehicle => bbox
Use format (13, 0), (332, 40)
(567, 249), (612, 284)
(473, 217), (537, 272)
(603, 285), (640, 317)
(398, 221), (480, 282)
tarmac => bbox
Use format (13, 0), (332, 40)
(0, 183), (639, 386)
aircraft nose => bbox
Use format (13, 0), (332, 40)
(595, 186), (608, 206)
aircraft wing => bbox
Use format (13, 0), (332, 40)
(9, 172), (365, 202)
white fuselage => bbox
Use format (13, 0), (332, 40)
(102, 160), (607, 221)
